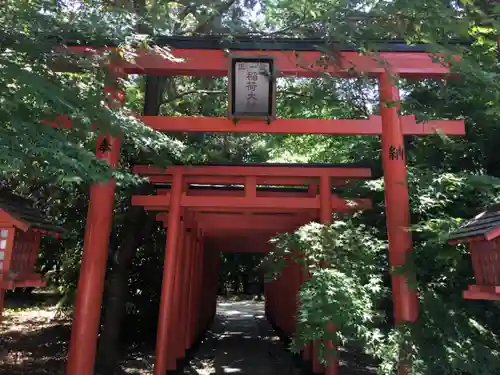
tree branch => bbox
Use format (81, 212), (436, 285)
(177, 0), (238, 35)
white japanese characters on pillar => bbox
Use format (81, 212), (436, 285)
(228, 56), (276, 119)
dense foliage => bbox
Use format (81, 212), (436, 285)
(3, 0), (500, 374)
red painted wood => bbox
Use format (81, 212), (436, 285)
(172, 223), (187, 361)
(41, 114), (465, 136)
(183, 224), (195, 350)
(132, 194), (372, 211)
(1, 230), (46, 290)
(192, 212), (315, 222)
(380, 74), (418, 375)
(139, 115), (465, 136)
(193, 237), (201, 342)
(191, 235), (202, 342)
(154, 173), (183, 375)
(184, 233), (196, 349)
(133, 165), (372, 179)
(380, 74), (419, 325)
(0, 210), (30, 232)
(485, 227), (500, 241)
(184, 190), (332, 198)
(150, 175), (349, 186)
(66, 137), (120, 375)
(463, 285), (500, 300)
(60, 47), (456, 78)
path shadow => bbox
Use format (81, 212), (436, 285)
(0, 318), (70, 375)
(204, 301), (300, 375)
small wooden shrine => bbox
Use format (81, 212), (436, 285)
(448, 205), (500, 300)
(0, 190), (64, 290)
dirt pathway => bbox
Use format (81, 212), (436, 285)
(184, 300), (300, 375)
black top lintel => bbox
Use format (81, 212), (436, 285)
(65, 35), (471, 53)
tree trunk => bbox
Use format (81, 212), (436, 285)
(96, 200), (156, 374)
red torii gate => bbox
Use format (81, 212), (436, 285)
(131, 163), (372, 373)
(54, 37), (466, 375)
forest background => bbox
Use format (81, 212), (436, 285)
(2, 0), (500, 374)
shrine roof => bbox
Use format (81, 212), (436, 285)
(0, 191), (65, 234)
(448, 205), (500, 243)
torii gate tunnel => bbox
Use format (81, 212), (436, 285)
(52, 37), (465, 375)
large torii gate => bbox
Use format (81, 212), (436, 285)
(55, 36), (465, 375)
(130, 162), (373, 372)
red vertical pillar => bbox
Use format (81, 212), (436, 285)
(198, 246), (206, 332)
(66, 67), (124, 375)
(184, 227), (195, 350)
(154, 172), (183, 375)
(172, 221), (186, 362)
(379, 73), (419, 375)
(188, 235), (198, 343)
(66, 137), (120, 375)
(320, 176), (339, 375)
(197, 235), (207, 334)
(194, 233), (204, 337)
(210, 249), (220, 325)
(190, 231), (201, 342)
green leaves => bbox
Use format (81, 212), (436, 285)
(266, 218), (387, 362)
(266, 166), (500, 373)
(0, 0), (185, 184)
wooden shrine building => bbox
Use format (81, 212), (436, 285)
(449, 205), (500, 301)
(0, 190), (64, 313)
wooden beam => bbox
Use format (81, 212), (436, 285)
(183, 207), (326, 214)
(132, 193), (371, 211)
(139, 115), (465, 136)
(61, 47), (455, 78)
(151, 175), (348, 186)
(195, 219), (306, 231)
(41, 114), (465, 136)
(178, 190), (324, 198)
(132, 165), (372, 179)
